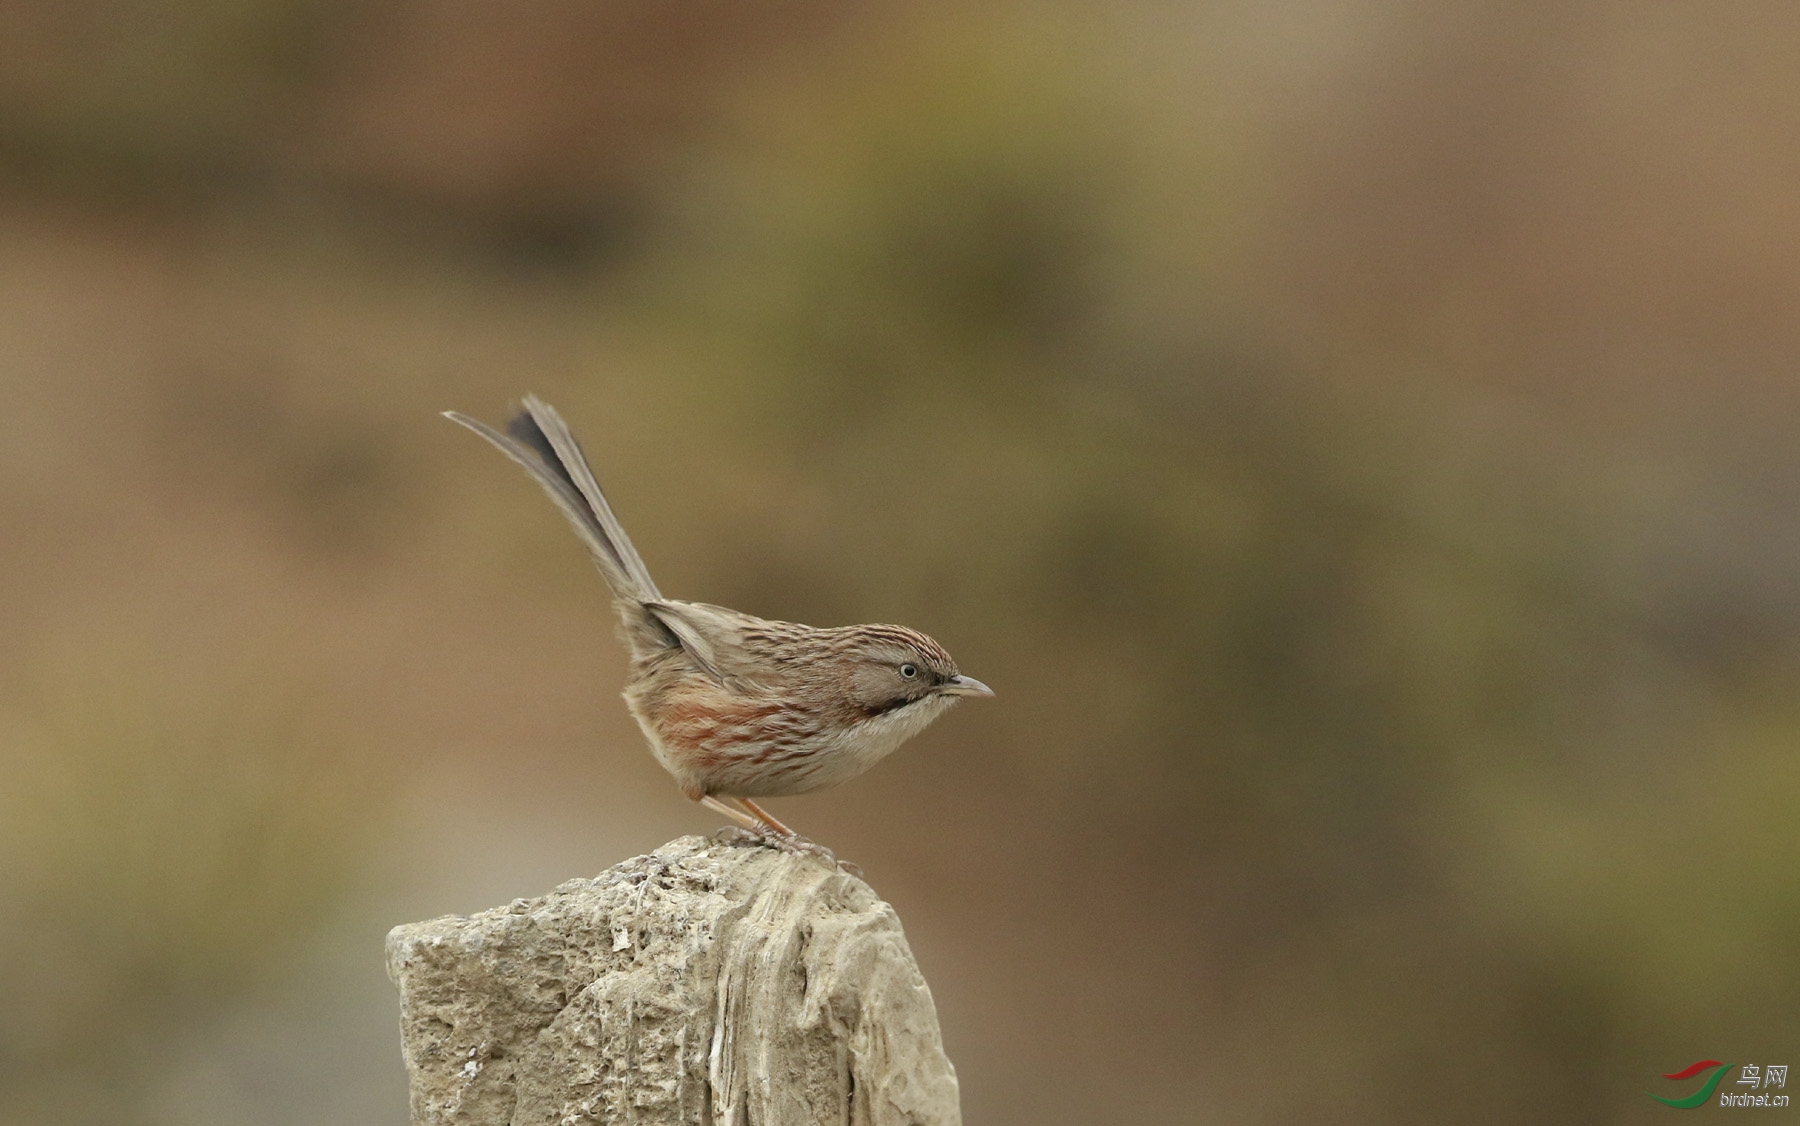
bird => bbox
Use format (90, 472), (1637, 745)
(444, 395), (992, 843)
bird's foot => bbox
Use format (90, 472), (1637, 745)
(710, 825), (862, 876)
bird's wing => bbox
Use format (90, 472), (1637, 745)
(644, 601), (729, 684)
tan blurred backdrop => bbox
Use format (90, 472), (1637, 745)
(3, 2), (1799, 1123)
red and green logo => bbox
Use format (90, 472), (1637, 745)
(1648, 1060), (1731, 1109)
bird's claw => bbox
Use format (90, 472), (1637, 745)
(711, 824), (862, 876)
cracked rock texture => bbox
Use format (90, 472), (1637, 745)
(386, 835), (960, 1126)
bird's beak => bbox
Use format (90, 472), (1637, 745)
(941, 675), (995, 698)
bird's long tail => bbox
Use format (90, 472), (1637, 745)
(444, 396), (662, 607)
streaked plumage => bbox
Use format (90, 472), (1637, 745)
(445, 396), (991, 835)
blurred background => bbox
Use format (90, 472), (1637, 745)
(2, 1), (1798, 1122)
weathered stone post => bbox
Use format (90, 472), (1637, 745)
(386, 835), (960, 1125)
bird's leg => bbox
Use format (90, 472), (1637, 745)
(699, 794), (763, 832)
(734, 787), (853, 866)
(731, 797), (796, 837)
(704, 795), (856, 874)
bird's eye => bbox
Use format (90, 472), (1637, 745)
(900, 663), (918, 678)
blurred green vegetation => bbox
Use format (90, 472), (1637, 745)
(2, 1), (1799, 1123)
(0, 632), (386, 1121)
(0, 0), (341, 205)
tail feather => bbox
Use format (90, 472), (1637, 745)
(443, 400), (661, 606)
(515, 395), (663, 601)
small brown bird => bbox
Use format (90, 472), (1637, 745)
(446, 396), (992, 840)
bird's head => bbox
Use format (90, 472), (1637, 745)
(839, 625), (993, 719)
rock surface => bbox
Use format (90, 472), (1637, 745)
(386, 834), (960, 1126)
